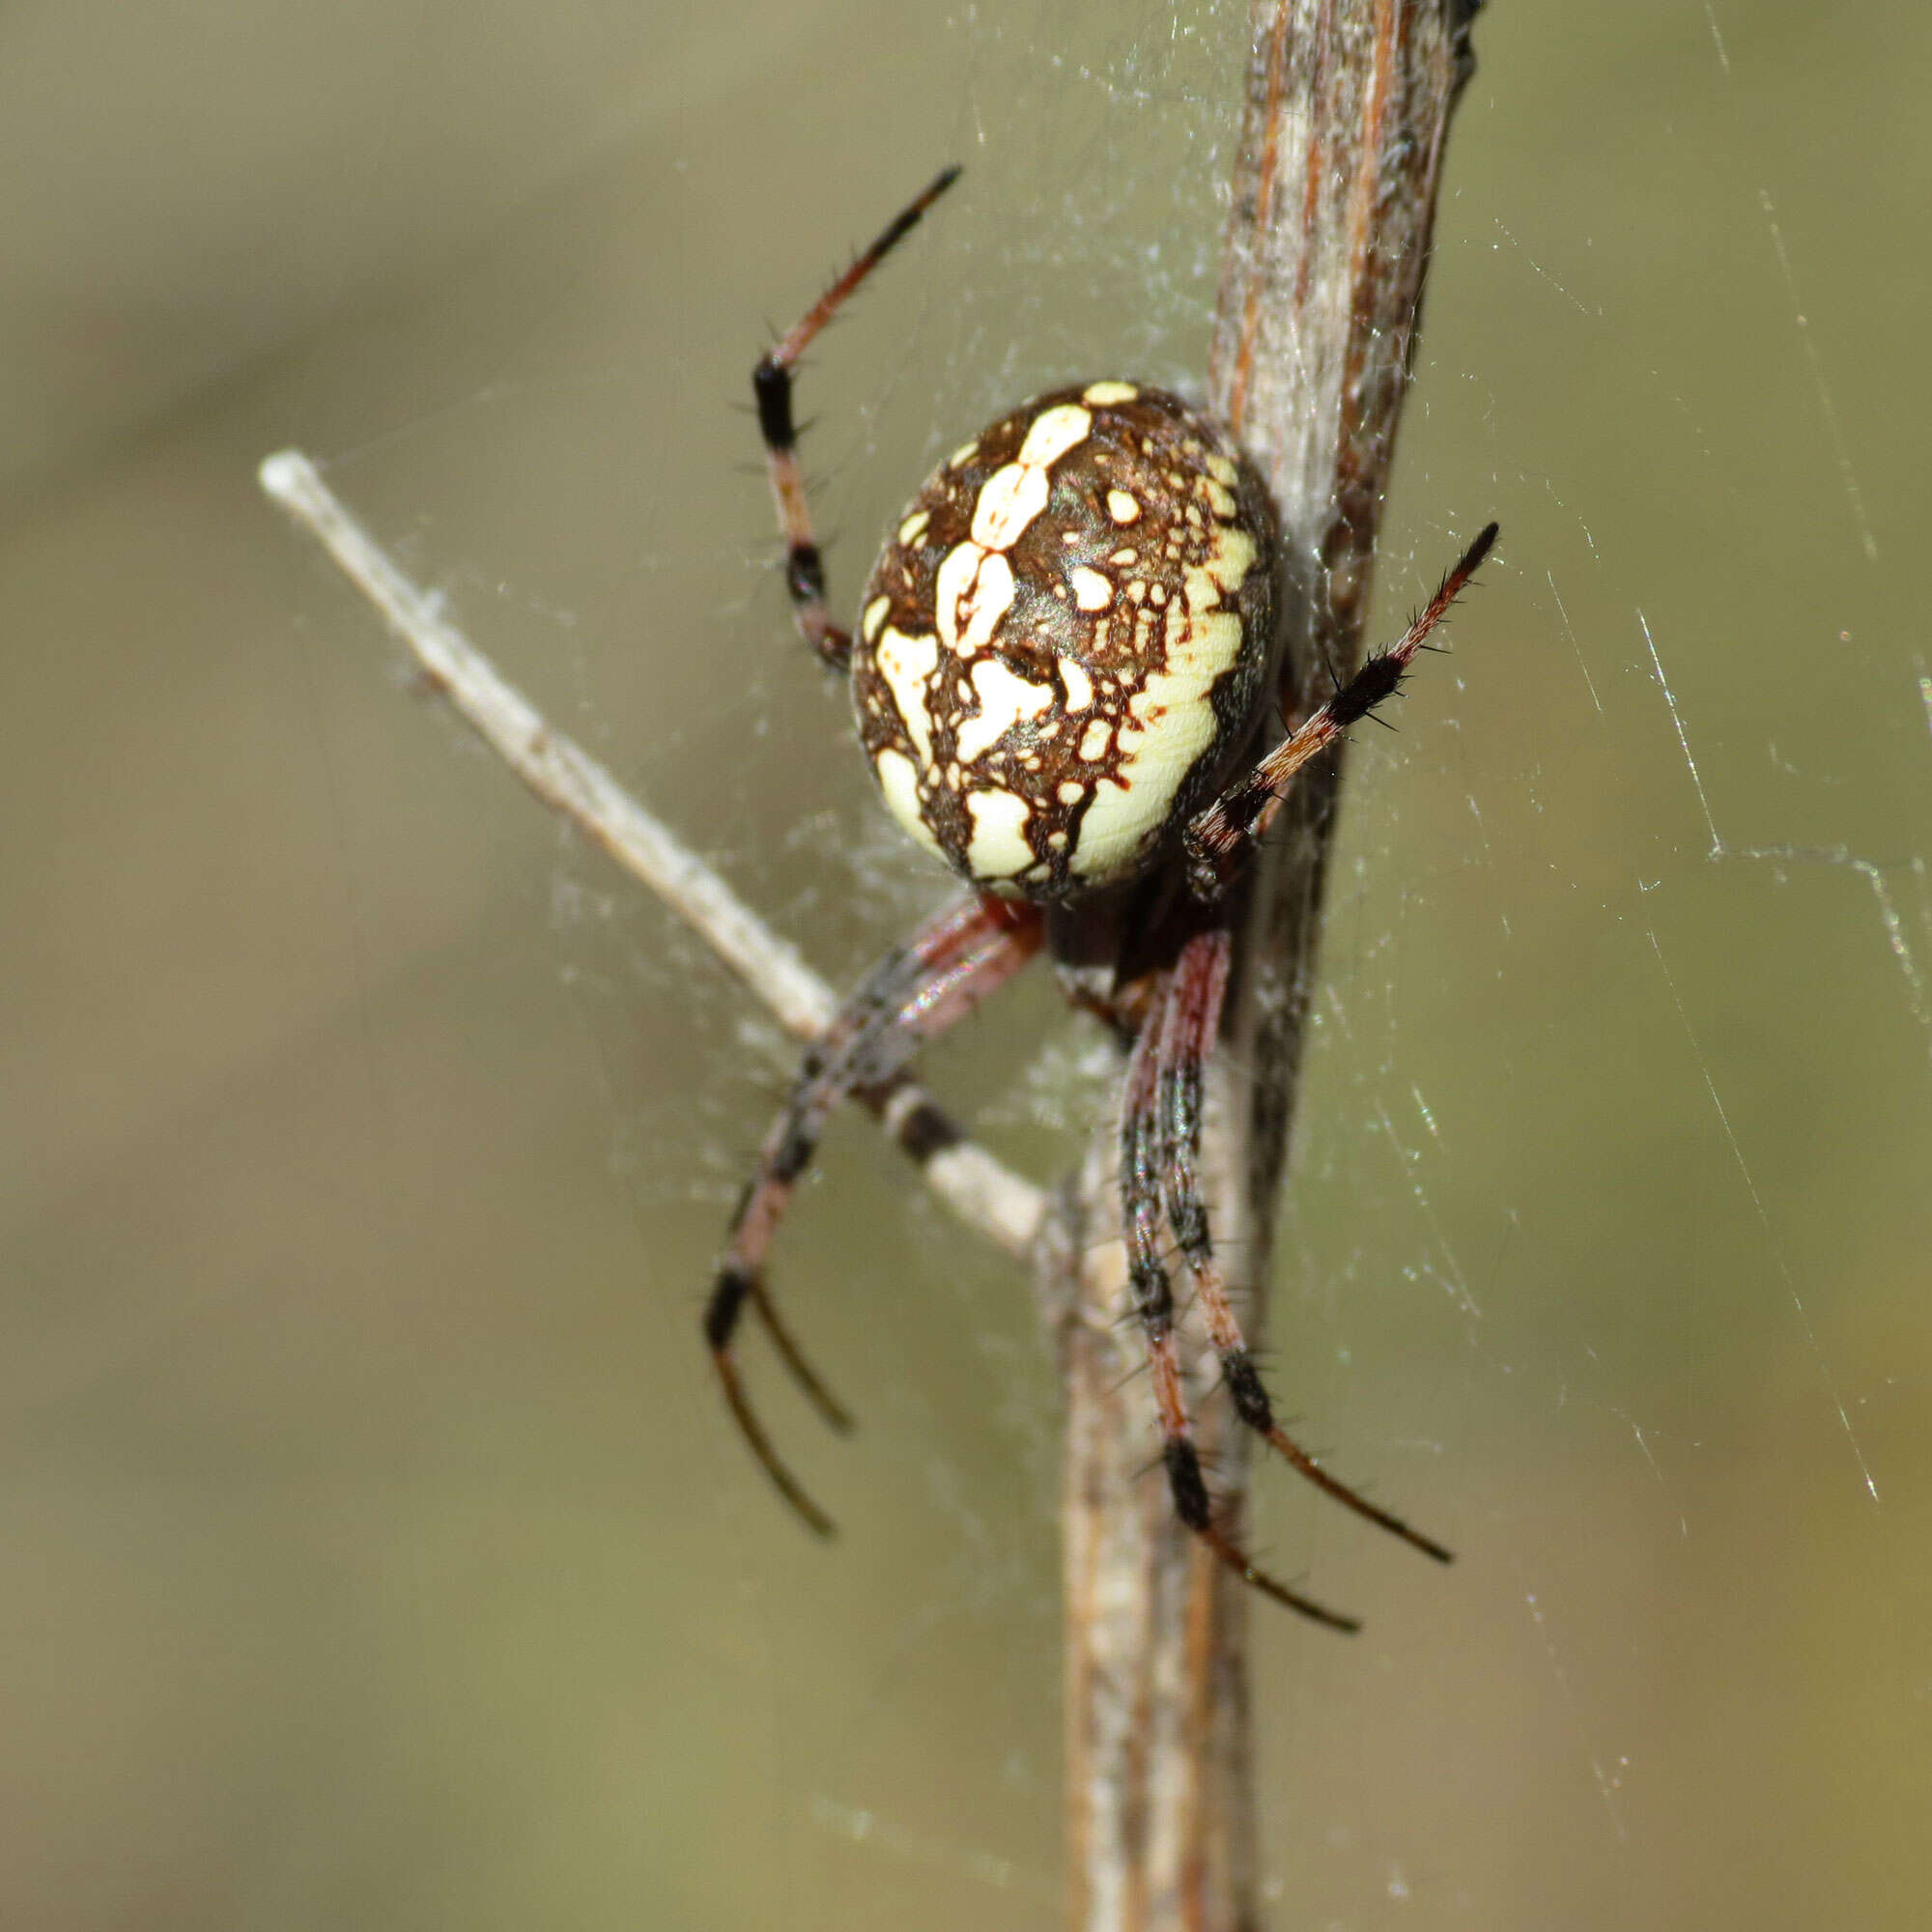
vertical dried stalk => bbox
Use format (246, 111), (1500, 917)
(1056, 4), (1482, 1927)
(263, 7), (1480, 1915)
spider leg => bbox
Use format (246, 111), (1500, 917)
(1119, 970), (1359, 1631)
(706, 890), (1041, 1533)
(740, 1266), (852, 1434)
(1154, 928), (1453, 1566)
(1184, 522), (1498, 900)
(752, 167), (961, 672)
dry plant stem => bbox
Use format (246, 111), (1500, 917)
(256, 449), (1045, 1264)
(262, 5), (1477, 1905)
(1055, 4), (1481, 1928)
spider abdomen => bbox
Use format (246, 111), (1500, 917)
(851, 384), (1276, 900)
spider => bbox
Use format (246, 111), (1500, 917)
(705, 168), (1496, 1630)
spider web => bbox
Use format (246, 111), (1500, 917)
(2, 1), (1927, 1928)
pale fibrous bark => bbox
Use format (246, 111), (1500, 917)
(1056, 5), (1481, 1928)
(261, 7), (1481, 1926)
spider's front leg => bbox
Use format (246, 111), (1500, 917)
(751, 168), (960, 671)
(1183, 522), (1498, 901)
(706, 891), (1040, 1533)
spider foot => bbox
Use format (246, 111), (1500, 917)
(1196, 1521), (1362, 1634)
(1219, 1350), (1452, 1564)
(711, 1345), (838, 1540)
(1260, 1423), (1454, 1566)
(706, 1264), (846, 1536)
(1163, 1438), (1360, 1630)
(745, 1271), (853, 1434)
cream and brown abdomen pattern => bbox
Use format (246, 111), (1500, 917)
(851, 383), (1276, 901)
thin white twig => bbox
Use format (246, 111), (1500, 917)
(258, 448), (1047, 1260)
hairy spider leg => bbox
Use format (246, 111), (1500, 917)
(750, 1066), (976, 1430)
(1155, 928), (1453, 1566)
(706, 891), (1041, 1534)
(708, 895), (1001, 1526)
(752, 166), (962, 671)
(1184, 521), (1499, 901)
(1118, 962), (1359, 1632)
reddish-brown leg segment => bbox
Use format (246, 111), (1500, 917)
(1184, 522), (1498, 900)
(706, 892), (1041, 1532)
(751, 168), (960, 671)
(1155, 928), (1453, 1568)
(1119, 941), (1360, 1631)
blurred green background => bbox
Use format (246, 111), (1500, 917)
(4, 2), (1928, 1926)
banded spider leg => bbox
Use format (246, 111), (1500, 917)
(1185, 521), (1499, 900)
(751, 167), (961, 671)
(1120, 926), (1450, 1630)
(706, 891), (1041, 1532)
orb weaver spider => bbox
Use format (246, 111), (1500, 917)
(705, 169), (1494, 1629)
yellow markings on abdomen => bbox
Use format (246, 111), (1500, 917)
(970, 466), (1052, 551)
(933, 544), (1015, 655)
(963, 788), (1035, 879)
(1065, 525), (1259, 883)
(955, 657), (1056, 763)
(876, 625), (941, 764)
(1069, 567), (1113, 611)
(873, 747), (947, 863)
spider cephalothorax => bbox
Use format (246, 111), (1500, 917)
(713, 169), (1493, 1627)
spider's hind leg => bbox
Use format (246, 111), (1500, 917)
(707, 890), (1041, 1535)
(1154, 927), (1453, 1568)
(1118, 947), (1358, 1632)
